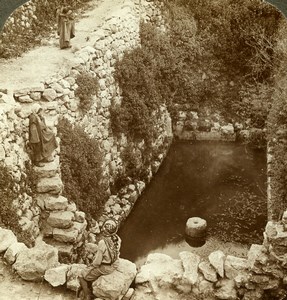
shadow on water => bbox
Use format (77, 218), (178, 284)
(118, 141), (267, 265)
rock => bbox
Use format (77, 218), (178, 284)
(30, 92), (41, 101)
(36, 175), (63, 194)
(74, 211), (86, 223)
(123, 288), (134, 300)
(247, 244), (268, 271)
(209, 250), (225, 278)
(47, 211), (74, 229)
(13, 242), (59, 281)
(4, 242), (28, 264)
(179, 251), (200, 285)
(185, 217), (207, 238)
(224, 255), (248, 279)
(42, 88), (57, 101)
(53, 227), (79, 243)
(0, 228), (17, 253)
(135, 253), (183, 289)
(221, 124), (234, 135)
(92, 259), (137, 300)
(37, 194), (69, 211)
(198, 261), (217, 282)
(215, 279), (237, 300)
(0, 144), (5, 160)
(18, 95), (33, 103)
(44, 264), (69, 287)
(66, 264), (86, 291)
(33, 157), (59, 178)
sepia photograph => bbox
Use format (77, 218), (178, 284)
(0, 0), (287, 299)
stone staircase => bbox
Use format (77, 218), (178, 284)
(33, 110), (87, 263)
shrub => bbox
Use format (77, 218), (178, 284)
(0, 163), (34, 247)
(58, 117), (107, 219)
(75, 72), (99, 113)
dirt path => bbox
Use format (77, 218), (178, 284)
(0, 0), (127, 299)
(0, 0), (125, 91)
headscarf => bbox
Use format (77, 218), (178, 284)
(102, 219), (118, 236)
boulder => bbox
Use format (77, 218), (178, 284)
(4, 242), (28, 264)
(33, 157), (59, 178)
(136, 253), (183, 290)
(179, 251), (200, 285)
(37, 194), (69, 211)
(44, 264), (69, 287)
(0, 228), (17, 253)
(66, 264), (87, 291)
(42, 88), (57, 101)
(224, 255), (248, 279)
(36, 175), (63, 194)
(53, 226), (79, 243)
(47, 211), (74, 229)
(92, 259), (137, 300)
(198, 261), (217, 282)
(215, 279), (237, 300)
(209, 250), (225, 278)
(13, 242), (59, 281)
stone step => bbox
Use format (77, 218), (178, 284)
(36, 194), (69, 211)
(47, 211), (75, 229)
(43, 238), (74, 263)
(53, 221), (87, 243)
(36, 175), (63, 194)
(33, 156), (60, 178)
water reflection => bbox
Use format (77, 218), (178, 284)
(118, 142), (266, 266)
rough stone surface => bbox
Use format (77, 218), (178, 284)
(92, 259), (137, 300)
(44, 264), (70, 287)
(198, 261), (217, 282)
(215, 279), (237, 300)
(13, 242), (59, 281)
(209, 250), (225, 278)
(224, 255), (248, 279)
(36, 175), (63, 194)
(47, 211), (74, 229)
(4, 242), (28, 264)
(66, 264), (86, 291)
(0, 228), (17, 253)
(179, 251), (201, 285)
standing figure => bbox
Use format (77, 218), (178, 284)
(29, 104), (58, 167)
(57, 5), (75, 49)
(77, 219), (121, 300)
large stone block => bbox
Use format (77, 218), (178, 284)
(36, 175), (63, 194)
(209, 250), (225, 278)
(66, 264), (86, 291)
(53, 226), (79, 243)
(198, 261), (217, 282)
(4, 242), (28, 264)
(37, 194), (69, 211)
(93, 259), (137, 300)
(13, 242), (59, 281)
(0, 228), (17, 253)
(33, 156), (59, 178)
(224, 255), (248, 279)
(42, 88), (57, 101)
(47, 211), (74, 229)
(44, 264), (69, 287)
(179, 251), (200, 285)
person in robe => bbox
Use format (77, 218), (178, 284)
(57, 5), (75, 49)
(28, 104), (58, 167)
(77, 219), (121, 300)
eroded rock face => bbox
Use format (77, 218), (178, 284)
(92, 259), (137, 300)
(13, 242), (59, 281)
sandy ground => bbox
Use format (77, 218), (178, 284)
(0, 0), (126, 91)
(0, 0), (125, 299)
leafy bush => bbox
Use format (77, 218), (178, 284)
(75, 72), (99, 113)
(0, 163), (35, 247)
(58, 118), (107, 219)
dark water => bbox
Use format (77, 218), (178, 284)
(118, 142), (267, 265)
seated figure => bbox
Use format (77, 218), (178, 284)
(78, 219), (121, 300)
(28, 103), (58, 167)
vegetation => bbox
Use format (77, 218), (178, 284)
(58, 118), (107, 219)
(0, 162), (35, 247)
(75, 72), (99, 113)
(111, 0), (281, 144)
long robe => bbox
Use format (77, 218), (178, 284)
(57, 8), (75, 49)
(29, 113), (58, 162)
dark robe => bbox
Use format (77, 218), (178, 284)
(29, 113), (58, 163)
